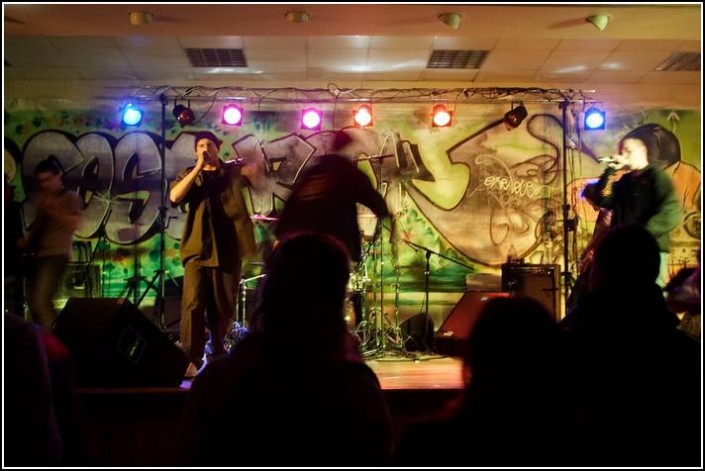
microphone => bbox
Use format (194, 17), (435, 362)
(597, 156), (616, 164)
(226, 158), (247, 166)
(354, 154), (395, 162)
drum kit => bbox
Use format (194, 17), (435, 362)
(227, 212), (410, 357)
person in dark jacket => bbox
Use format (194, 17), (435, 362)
(582, 124), (682, 286)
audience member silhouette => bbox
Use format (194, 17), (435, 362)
(178, 233), (393, 466)
(561, 223), (701, 466)
(395, 296), (577, 466)
(4, 173), (25, 317)
(4, 314), (62, 466)
(4, 314), (89, 466)
(664, 248), (701, 339)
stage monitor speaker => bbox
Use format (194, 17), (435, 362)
(53, 298), (189, 388)
(435, 291), (510, 357)
(501, 264), (559, 319)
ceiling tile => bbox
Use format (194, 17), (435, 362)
(419, 69), (479, 81)
(481, 50), (550, 71)
(135, 68), (196, 80)
(115, 36), (181, 49)
(432, 37), (498, 50)
(534, 70), (592, 83)
(246, 49), (306, 71)
(540, 51), (611, 73)
(370, 36), (434, 49)
(367, 49), (430, 72)
(615, 39), (686, 52)
(193, 72), (261, 81)
(1, 5), (700, 97)
(587, 70), (648, 84)
(4, 36), (70, 67)
(307, 36), (370, 49)
(177, 36), (244, 48)
(363, 71), (422, 81)
(192, 67), (256, 75)
(638, 71), (700, 85)
(4, 67), (29, 79)
(50, 37), (130, 68)
(677, 40), (701, 52)
(494, 38), (560, 50)
(123, 48), (191, 68)
(251, 72), (309, 81)
(306, 69), (366, 81)
(555, 39), (622, 52)
(6, 67), (80, 80)
(243, 37), (305, 48)
(74, 68), (138, 80)
(307, 49), (368, 70)
(475, 69), (538, 83)
(599, 51), (672, 71)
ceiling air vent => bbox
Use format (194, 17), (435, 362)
(427, 50), (489, 69)
(185, 48), (247, 68)
(654, 52), (700, 72)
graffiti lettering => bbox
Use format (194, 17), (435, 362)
(482, 175), (545, 199)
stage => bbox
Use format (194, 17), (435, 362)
(77, 354), (463, 466)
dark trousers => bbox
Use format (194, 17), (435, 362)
(27, 255), (68, 330)
(180, 262), (241, 366)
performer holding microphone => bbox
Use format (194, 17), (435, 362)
(582, 124), (682, 287)
(170, 132), (259, 377)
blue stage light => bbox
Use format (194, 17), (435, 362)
(121, 103), (143, 126)
(584, 107), (606, 131)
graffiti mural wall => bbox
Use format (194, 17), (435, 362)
(4, 101), (701, 320)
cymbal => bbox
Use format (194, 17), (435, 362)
(251, 214), (279, 222)
(357, 214), (378, 219)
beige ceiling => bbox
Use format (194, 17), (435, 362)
(3, 3), (702, 106)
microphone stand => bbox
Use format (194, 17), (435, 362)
(76, 206), (112, 295)
(400, 238), (473, 353)
(559, 99), (577, 317)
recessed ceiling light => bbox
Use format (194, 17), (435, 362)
(285, 11), (310, 24)
(129, 10), (154, 26)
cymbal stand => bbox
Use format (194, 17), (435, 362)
(387, 244), (405, 348)
(352, 244), (374, 351)
(361, 156), (408, 356)
(237, 273), (266, 326)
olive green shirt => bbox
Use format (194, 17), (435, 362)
(170, 163), (257, 268)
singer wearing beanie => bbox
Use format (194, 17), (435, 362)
(169, 131), (259, 377)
